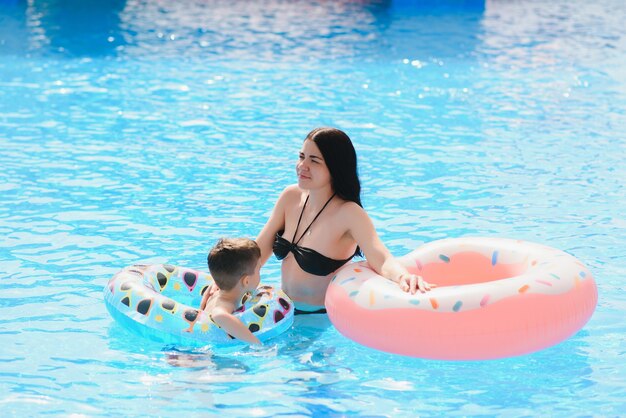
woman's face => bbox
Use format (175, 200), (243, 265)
(296, 139), (331, 191)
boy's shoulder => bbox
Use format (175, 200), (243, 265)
(208, 305), (229, 318)
(209, 298), (237, 316)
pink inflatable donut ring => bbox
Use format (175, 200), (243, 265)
(325, 237), (597, 360)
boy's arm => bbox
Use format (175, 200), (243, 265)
(210, 308), (262, 345)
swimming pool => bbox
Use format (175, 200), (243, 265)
(1, 0), (625, 415)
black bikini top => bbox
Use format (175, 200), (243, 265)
(273, 193), (354, 276)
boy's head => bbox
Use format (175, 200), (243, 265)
(207, 238), (261, 291)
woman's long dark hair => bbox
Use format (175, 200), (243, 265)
(305, 127), (363, 256)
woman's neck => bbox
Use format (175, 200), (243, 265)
(305, 186), (335, 210)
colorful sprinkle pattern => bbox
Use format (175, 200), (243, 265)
(329, 237), (594, 313)
(104, 264), (293, 345)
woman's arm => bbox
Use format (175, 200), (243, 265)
(344, 203), (434, 294)
(255, 185), (294, 266)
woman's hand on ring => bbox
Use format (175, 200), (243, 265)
(398, 273), (435, 294)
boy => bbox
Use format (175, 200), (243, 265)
(200, 238), (262, 345)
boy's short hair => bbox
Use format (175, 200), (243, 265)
(207, 238), (261, 291)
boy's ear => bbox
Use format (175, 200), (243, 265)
(241, 275), (249, 288)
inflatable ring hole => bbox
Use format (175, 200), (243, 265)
(407, 251), (527, 287)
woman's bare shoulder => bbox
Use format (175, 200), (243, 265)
(337, 201), (375, 241)
(275, 184), (303, 207)
(339, 200), (366, 213)
(337, 200), (368, 222)
(282, 184), (304, 198)
(282, 184), (301, 195)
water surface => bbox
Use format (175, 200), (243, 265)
(1, 0), (625, 416)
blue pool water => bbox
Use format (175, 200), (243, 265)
(1, 0), (625, 415)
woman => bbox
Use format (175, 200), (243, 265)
(255, 127), (434, 314)
(202, 127), (434, 313)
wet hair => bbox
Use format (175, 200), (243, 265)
(305, 127), (363, 256)
(207, 238), (260, 291)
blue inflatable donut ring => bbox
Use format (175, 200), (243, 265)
(104, 264), (294, 346)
